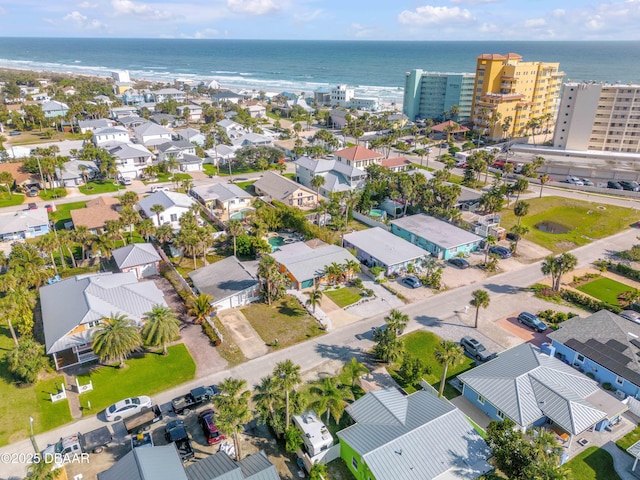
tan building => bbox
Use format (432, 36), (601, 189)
(334, 145), (384, 170)
(471, 53), (563, 140)
(253, 171), (319, 210)
(70, 196), (121, 233)
(553, 82), (640, 153)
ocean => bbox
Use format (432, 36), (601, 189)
(0, 38), (639, 104)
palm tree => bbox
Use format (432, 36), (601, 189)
(57, 229), (77, 268)
(539, 173), (550, 198)
(155, 224), (174, 245)
(273, 360), (301, 429)
(309, 463), (328, 480)
(0, 171), (14, 198)
(305, 287), (323, 313)
(26, 454), (60, 480)
(176, 230), (200, 270)
(309, 377), (353, 424)
(150, 204), (165, 226)
(510, 225), (529, 254)
(434, 340), (465, 397)
(385, 309), (409, 335)
(343, 258), (361, 281)
(513, 178), (529, 204)
(142, 305), (180, 355)
(226, 219), (245, 258)
(341, 357), (368, 388)
(72, 225), (93, 261)
(483, 235), (496, 265)
(187, 293), (215, 324)
(253, 375), (284, 435)
(470, 289), (490, 329)
(136, 218), (156, 242)
(514, 200), (530, 226)
(542, 253), (578, 292)
(35, 232), (59, 275)
(213, 377), (251, 461)
(92, 313), (142, 368)
(181, 177), (194, 193)
(258, 255), (286, 306)
(311, 175), (325, 199)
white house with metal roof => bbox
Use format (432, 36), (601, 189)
(391, 213), (483, 260)
(134, 122), (173, 147)
(112, 243), (161, 278)
(337, 387), (492, 480)
(190, 183), (254, 220)
(342, 227), (428, 276)
(0, 208), (49, 241)
(137, 190), (197, 228)
(458, 343), (627, 446)
(93, 126), (130, 146)
(40, 272), (168, 369)
(107, 142), (154, 180)
(294, 156), (367, 196)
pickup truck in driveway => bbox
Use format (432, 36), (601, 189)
(171, 386), (217, 414)
(123, 405), (163, 434)
(165, 420), (195, 463)
(43, 426), (112, 468)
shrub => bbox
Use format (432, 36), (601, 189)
(560, 289), (622, 313)
(613, 262), (640, 282)
(202, 320), (221, 346)
(618, 245), (640, 261)
(6, 338), (50, 384)
(350, 278), (363, 289)
(602, 382), (613, 391)
(586, 372), (595, 380)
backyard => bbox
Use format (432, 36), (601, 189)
(576, 277), (635, 306)
(500, 197), (637, 253)
(562, 446), (621, 480)
(324, 287), (363, 308)
(79, 180), (124, 195)
(241, 296), (325, 349)
(76, 343), (196, 416)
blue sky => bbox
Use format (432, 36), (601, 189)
(0, 0), (639, 40)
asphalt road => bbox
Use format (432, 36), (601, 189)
(0, 225), (637, 479)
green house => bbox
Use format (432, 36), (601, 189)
(337, 388), (492, 480)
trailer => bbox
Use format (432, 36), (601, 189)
(123, 405), (163, 434)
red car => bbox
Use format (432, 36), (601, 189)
(198, 409), (225, 445)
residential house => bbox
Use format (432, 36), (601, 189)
(58, 160), (99, 187)
(93, 94), (113, 105)
(334, 146), (384, 170)
(70, 196), (122, 234)
(190, 183), (254, 221)
(286, 96), (314, 113)
(253, 171), (319, 210)
(156, 140), (197, 163)
(458, 343), (627, 444)
(41, 100), (69, 118)
(386, 113), (409, 130)
(0, 208), (49, 241)
(246, 104), (267, 119)
(110, 106), (139, 119)
(177, 104), (203, 122)
(134, 122), (173, 148)
(460, 211), (506, 240)
(390, 214), (483, 260)
(151, 88), (186, 103)
(211, 90), (246, 105)
(93, 126), (130, 146)
(204, 144), (236, 169)
(186, 451), (279, 480)
(98, 444), (187, 480)
(176, 127), (206, 146)
(62, 86), (77, 96)
(217, 119), (248, 139)
(232, 133), (274, 148)
(270, 241), (358, 289)
(78, 118), (116, 134)
(41, 272), (168, 369)
(342, 227), (427, 276)
(137, 190), (197, 228)
(108, 143), (154, 180)
(112, 243), (161, 279)
(189, 256), (261, 311)
(548, 310), (640, 400)
(177, 154), (204, 172)
(294, 156), (366, 196)
(337, 387), (492, 480)
(150, 113), (184, 128)
(330, 109), (349, 130)
(118, 115), (147, 128)
(0, 162), (40, 190)
(121, 88), (148, 106)
(381, 156), (413, 173)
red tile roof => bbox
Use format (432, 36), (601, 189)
(334, 145), (383, 161)
(382, 157), (412, 168)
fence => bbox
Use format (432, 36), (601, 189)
(352, 211), (390, 230)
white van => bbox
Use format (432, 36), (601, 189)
(150, 185), (170, 193)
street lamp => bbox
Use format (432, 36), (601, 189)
(29, 416), (39, 453)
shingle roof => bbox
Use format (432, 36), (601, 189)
(391, 214), (483, 249)
(253, 172), (316, 202)
(334, 145), (383, 161)
(337, 388), (491, 480)
(343, 227), (426, 267)
(70, 197), (121, 230)
(270, 243), (357, 283)
(458, 343), (608, 434)
(98, 444), (188, 480)
(112, 243), (161, 270)
(0, 209), (49, 235)
(189, 257), (258, 303)
(191, 183), (253, 203)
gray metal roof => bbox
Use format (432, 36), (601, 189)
(628, 439), (640, 459)
(294, 156), (365, 178)
(337, 388), (491, 480)
(458, 343), (608, 434)
(239, 451), (280, 480)
(98, 444), (188, 480)
(191, 183), (253, 203)
(0, 209), (49, 235)
(40, 272), (168, 354)
(548, 309), (640, 386)
(253, 172), (316, 202)
(108, 143), (153, 160)
(134, 122), (173, 136)
(343, 227), (427, 268)
(270, 243), (357, 283)
(157, 140), (195, 152)
(137, 191), (196, 217)
(185, 451), (243, 480)
(112, 243), (161, 270)
(189, 257), (258, 303)
(391, 214), (483, 249)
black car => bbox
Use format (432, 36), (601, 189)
(489, 245), (512, 258)
(448, 257), (470, 269)
(506, 232), (520, 241)
(620, 180), (640, 191)
(608, 181), (623, 190)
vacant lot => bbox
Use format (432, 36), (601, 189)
(562, 446), (621, 480)
(324, 287), (362, 308)
(577, 277), (634, 305)
(500, 196), (637, 253)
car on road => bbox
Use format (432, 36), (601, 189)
(517, 312), (548, 332)
(607, 181), (623, 190)
(105, 396), (152, 422)
(198, 409), (226, 445)
(45, 204), (53, 213)
(566, 175), (584, 186)
(489, 245), (512, 259)
(620, 180), (640, 192)
(620, 310), (640, 324)
(9, 130), (21, 136)
(400, 275), (422, 289)
(150, 185), (170, 193)
(448, 257), (470, 269)
(27, 202), (37, 210)
(581, 178), (594, 186)
(460, 336), (497, 362)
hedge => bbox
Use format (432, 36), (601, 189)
(560, 289), (622, 314)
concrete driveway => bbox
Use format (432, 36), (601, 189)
(216, 309), (269, 359)
(496, 313), (550, 347)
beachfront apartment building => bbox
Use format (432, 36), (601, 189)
(552, 82), (640, 153)
(470, 53), (563, 140)
(403, 70), (476, 122)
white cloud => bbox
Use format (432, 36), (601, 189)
(450, 0), (498, 4)
(585, 16), (604, 30)
(524, 18), (546, 28)
(479, 22), (497, 32)
(398, 5), (473, 25)
(192, 28), (220, 38)
(63, 11), (106, 30)
(227, 0), (280, 16)
(77, 1), (98, 8)
(293, 9), (323, 24)
(350, 23), (376, 38)
(552, 9), (565, 17)
(111, 0), (172, 20)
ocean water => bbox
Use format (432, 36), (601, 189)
(0, 38), (639, 104)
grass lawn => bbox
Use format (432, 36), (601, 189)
(49, 201), (87, 229)
(172, 253), (228, 277)
(500, 196), (637, 253)
(0, 193), (25, 208)
(616, 425), (640, 451)
(235, 180), (256, 193)
(78, 180), (123, 195)
(324, 287), (362, 308)
(562, 446), (621, 480)
(241, 296), (325, 349)
(76, 344), (196, 416)
(392, 331), (475, 398)
(39, 187), (67, 201)
(202, 164), (219, 177)
(0, 324), (72, 446)
(577, 277), (634, 306)
(212, 316), (247, 366)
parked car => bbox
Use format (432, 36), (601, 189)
(9, 130), (21, 136)
(43, 426), (112, 469)
(27, 202), (37, 210)
(28, 188), (39, 197)
(198, 409), (226, 445)
(45, 204), (53, 213)
(489, 245), (512, 259)
(150, 185), (170, 193)
(608, 181), (623, 190)
(620, 180), (640, 192)
(172, 386), (217, 415)
(165, 420), (195, 463)
(517, 312), (548, 332)
(581, 178), (594, 186)
(619, 310), (640, 324)
(460, 336), (497, 362)
(104, 396), (152, 422)
(120, 177), (132, 186)
(506, 232), (520, 241)
(566, 175), (584, 186)
(448, 258), (470, 269)
(400, 275), (422, 289)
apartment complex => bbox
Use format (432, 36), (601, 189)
(470, 53), (563, 140)
(403, 70), (475, 122)
(553, 82), (640, 153)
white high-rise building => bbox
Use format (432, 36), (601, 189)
(331, 85), (355, 107)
